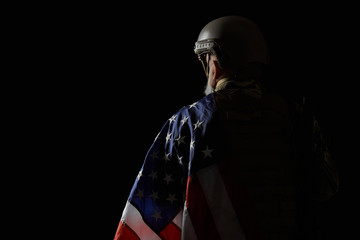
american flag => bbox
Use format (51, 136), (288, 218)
(114, 93), (257, 240)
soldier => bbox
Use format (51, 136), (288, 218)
(115, 15), (339, 240)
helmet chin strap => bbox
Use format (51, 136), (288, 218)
(205, 61), (210, 78)
(198, 53), (210, 78)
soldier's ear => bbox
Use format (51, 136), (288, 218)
(213, 60), (223, 81)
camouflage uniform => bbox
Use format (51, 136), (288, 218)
(213, 77), (339, 240)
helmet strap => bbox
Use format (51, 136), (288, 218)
(198, 53), (210, 78)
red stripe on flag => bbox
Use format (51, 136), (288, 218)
(159, 222), (181, 240)
(186, 174), (221, 240)
(114, 221), (140, 240)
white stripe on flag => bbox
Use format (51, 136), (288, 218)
(173, 209), (183, 229)
(197, 164), (246, 240)
(121, 201), (161, 240)
(181, 204), (198, 240)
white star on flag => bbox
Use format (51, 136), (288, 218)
(189, 102), (197, 109)
(148, 170), (158, 181)
(165, 132), (172, 143)
(149, 150), (159, 160)
(135, 189), (144, 200)
(162, 153), (171, 162)
(175, 135), (186, 146)
(190, 140), (195, 149)
(149, 191), (159, 201)
(137, 170), (143, 180)
(181, 115), (189, 125)
(193, 119), (204, 130)
(166, 193), (178, 205)
(177, 155), (183, 165)
(163, 173), (174, 185)
(151, 209), (162, 222)
(201, 145), (214, 158)
(169, 115), (177, 124)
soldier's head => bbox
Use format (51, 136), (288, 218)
(194, 15), (268, 94)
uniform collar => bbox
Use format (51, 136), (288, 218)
(214, 77), (231, 92)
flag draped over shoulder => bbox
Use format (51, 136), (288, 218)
(114, 93), (249, 240)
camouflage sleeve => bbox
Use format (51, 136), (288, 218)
(312, 117), (340, 202)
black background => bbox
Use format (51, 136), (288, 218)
(17, 2), (356, 239)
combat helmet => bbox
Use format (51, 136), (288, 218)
(194, 15), (268, 73)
